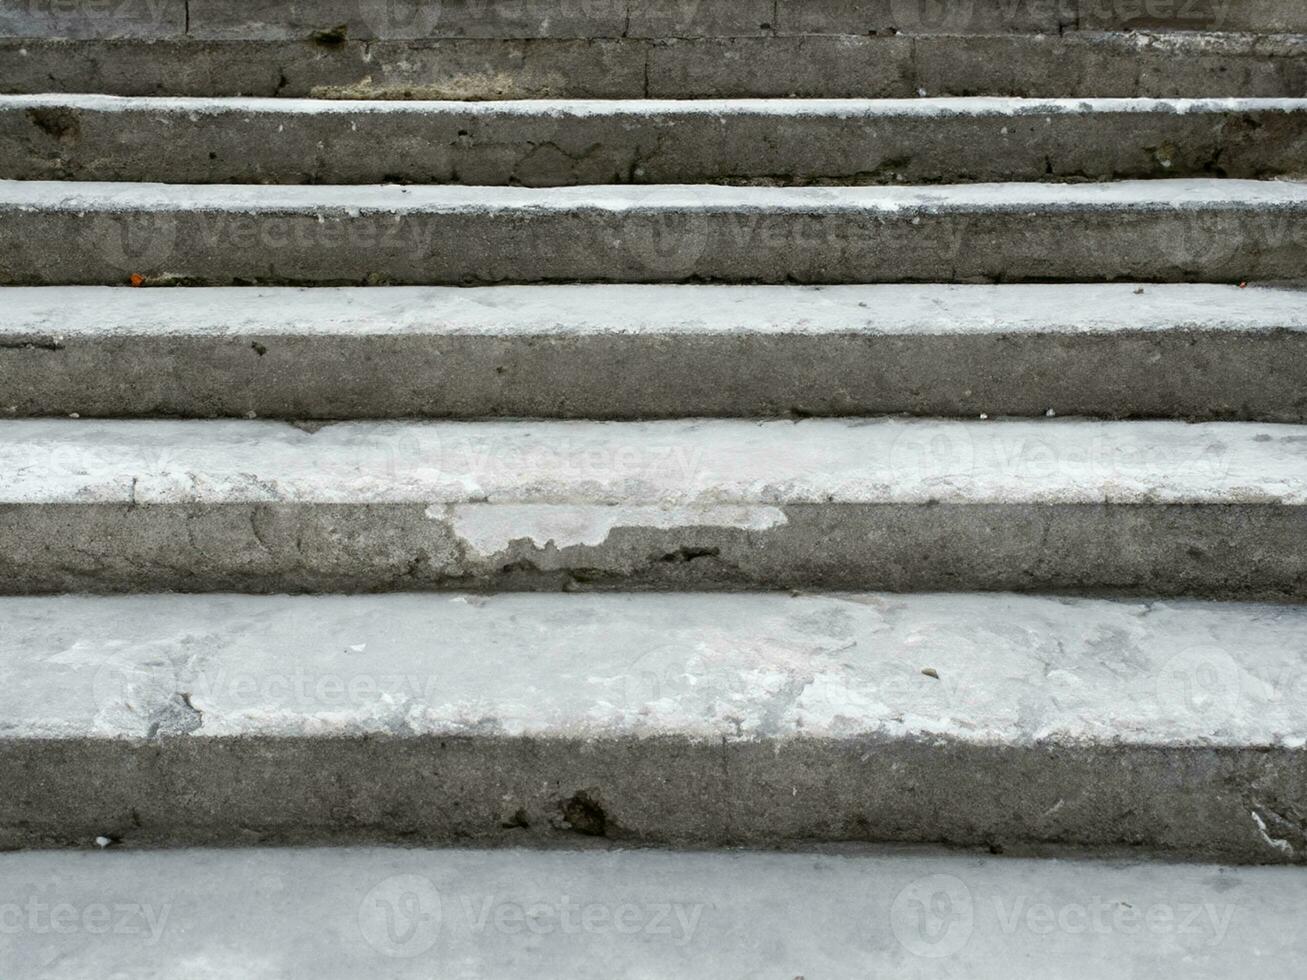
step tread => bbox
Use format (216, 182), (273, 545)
(5, 176), (1305, 212)
(8, 591), (1305, 746)
(6, 283), (1306, 336)
(0, 846), (1298, 977)
(3, 418), (1304, 507)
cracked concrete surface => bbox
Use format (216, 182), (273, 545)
(3, 592), (1307, 860)
(0, 417), (1304, 596)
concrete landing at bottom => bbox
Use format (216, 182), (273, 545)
(0, 845), (1301, 979)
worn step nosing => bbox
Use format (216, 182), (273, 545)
(3, 417), (1302, 506)
(0, 418), (1302, 595)
(7, 178), (1305, 212)
(5, 283), (1306, 336)
(4, 591), (1307, 861)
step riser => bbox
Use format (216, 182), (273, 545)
(7, 99), (1305, 185)
(6, 0), (1303, 39)
(7, 204), (1304, 285)
(2, 502), (1302, 597)
(5, 737), (1305, 862)
(4, 330), (1305, 421)
(5, 35), (1305, 99)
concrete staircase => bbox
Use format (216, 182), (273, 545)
(1, 1), (1306, 974)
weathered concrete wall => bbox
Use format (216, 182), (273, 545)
(4, 0), (1303, 40)
(4, 34), (1306, 99)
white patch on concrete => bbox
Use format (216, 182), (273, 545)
(436, 503), (788, 554)
(1252, 811), (1294, 855)
(5, 93), (1304, 118)
(2, 417), (1303, 507)
(3, 177), (1305, 215)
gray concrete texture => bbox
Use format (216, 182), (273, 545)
(2, 846), (1304, 977)
(3, 32), (1306, 98)
(3, 592), (1307, 863)
(4, 0), (1305, 39)
(3, 179), (1305, 286)
(2, 283), (1305, 421)
(0, 417), (1303, 597)
(5, 95), (1305, 186)
(11, 727), (1307, 860)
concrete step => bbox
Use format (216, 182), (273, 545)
(4, 283), (1305, 421)
(1, 846), (1302, 979)
(0, 417), (1302, 595)
(4, 179), (1305, 286)
(6, 95), (1306, 186)
(6, 0), (1305, 40)
(4, 32), (1305, 99)
(3, 590), (1307, 861)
